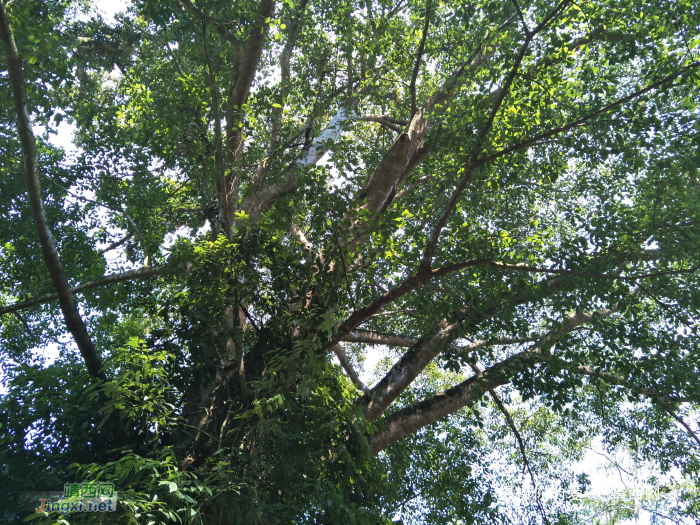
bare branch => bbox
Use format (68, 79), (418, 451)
(368, 346), (538, 455)
(359, 114), (403, 133)
(361, 317), (461, 422)
(332, 344), (369, 392)
(342, 329), (415, 347)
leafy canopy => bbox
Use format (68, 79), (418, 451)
(1, 0), (700, 523)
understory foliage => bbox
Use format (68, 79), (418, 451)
(1, 0), (700, 523)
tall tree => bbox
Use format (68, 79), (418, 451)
(1, 0), (700, 522)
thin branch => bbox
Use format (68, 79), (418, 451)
(239, 303), (260, 334)
(548, 357), (691, 404)
(331, 221), (356, 311)
(475, 60), (700, 167)
(342, 329), (415, 347)
(40, 174), (149, 260)
(177, 0), (242, 50)
(475, 364), (551, 525)
(585, 446), (633, 476)
(0, 4), (103, 379)
(254, 0), (310, 185)
(659, 404), (700, 449)
(368, 309), (420, 318)
(0, 266), (173, 315)
(332, 344), (369, 392)
(510, 0), (528, 33)
(431, 259), (698, 281)
(419, 7), (547, 273)
(410, 0), (432, 116)
(128, 22), (185, 76)
(13, 311), (35, 338)
(358, 15), (515, 215)
(638, 285), (696, 331)
(98, 231), (133, 255)
(323, 255), (681, 356)
(417, 2), (576, 272)
(391, 174), (431, 203)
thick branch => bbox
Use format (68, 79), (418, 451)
(361, 317), (461, 421)
(98, 231), (133, 255)
(358, 276), (567, 422)
(223, 0), (276, 226)
(241, 104), (355, 220)
(290, 221), (315, 261)
(357, 18), (514, 214)
(323, 253), (664, 356)
(419, 3), (559, 272)
(200, 5), (227, 236)
(367, 304), (618, 455)
(359, 114), (403, 133)
(253, 0), (310, 186)
(368, 346), (539, 455)
(0, 266), (172, 315)
(0, 4), (102, 378)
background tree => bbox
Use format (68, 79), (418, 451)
(1, 0), (700, 522)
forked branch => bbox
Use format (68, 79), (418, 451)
(367, 304), (619, 454)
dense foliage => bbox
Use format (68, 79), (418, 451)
(1, 0), (700, 522)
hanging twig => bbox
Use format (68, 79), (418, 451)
(470, 362), (551, 524)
